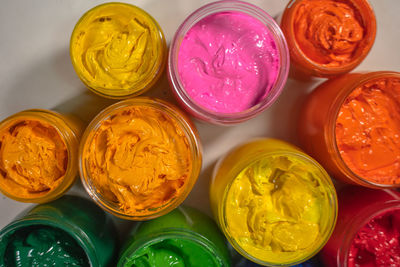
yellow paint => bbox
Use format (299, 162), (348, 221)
(226, 155), (325, 262)
(210, 139), (337, 265)
(70, 3), (166, 97)
(0, 119), (67, 198)
(84, 105), (192, 216)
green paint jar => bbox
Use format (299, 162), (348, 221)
(0, 195), (117, 266)
(117, 206), (231, 267)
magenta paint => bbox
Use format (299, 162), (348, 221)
(168, 1), (289, 124)
(178, 11), (280, 113)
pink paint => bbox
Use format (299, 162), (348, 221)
(348, 209), (400, 266)
(178, 11), (280, 113)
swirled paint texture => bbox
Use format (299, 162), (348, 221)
(178, 12), (280, 113)
(4, 226), (88, 266)
(0, 119), (67, 198)
(124, 238), (221, 267)
(348, 209), (400, 266)
(336, 77), (400, 185)
(293, 0), (366, 67)
(85, 106), (191, 215)
(225, 155), (331, 264)
(70, 3), (165, 95)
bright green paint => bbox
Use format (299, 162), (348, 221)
(124, 238), (221, 267)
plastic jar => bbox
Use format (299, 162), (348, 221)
(210, 138), (337, 266)
(298, 71), (400, 188)
(0, 195), (117, 266)
(79, 97), (202, 220)
(321, 186), (400, 267)
(237, 256), (323, 267)
(70, 3), (167, 99)
(0, 109), (82, 203)
(117, 206), (231, 266)
(280, 0), (376, 78)
(168, 0), (289, 124)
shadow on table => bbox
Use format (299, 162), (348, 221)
(2, 48), (82, 115)
(266, 77), (324, 146)
(183, 162), (215, 217)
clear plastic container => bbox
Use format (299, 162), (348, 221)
(79, 97), (202, 220)
(0, 195), (117, 266)
(117, 206), (230, 266)
(280, 0), (376, 78)
(298, 71), (400, 188)
(321, 186), (400, 267)
(210, 138), (337, 266)
(70, 3), (167, 99)
(0, 109), (82, 203)
(168, 0), (289, 124)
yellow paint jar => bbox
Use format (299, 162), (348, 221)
(0, 110), (82, 203)
(70, 3), (167, 99)
(210, 138), (337, 266)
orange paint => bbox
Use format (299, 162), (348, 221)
(336, 77), (400, 185)
(298, 72), (400, 188)
(0, 110), (82, 202)
(294, 0), (364, 66)
(82, 102), (193, 217)
(0, 119), (67, 198)
(281, 0), (376, 77)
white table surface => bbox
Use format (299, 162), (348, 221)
(0, 0), (399, 246)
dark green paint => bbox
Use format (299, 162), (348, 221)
(4, 225), (88, 266)
(0, 195), (118, 267)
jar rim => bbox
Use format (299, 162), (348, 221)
(219, 149), (338, 266)
(0, 214), (98, 266)
(0, 109), (79, 203)
(168, 0), (290, 124)
(337, 199), (400, 266)
(117, 229), (229, 267)
(281, 0), (376, 77)
(79, 97), (202, 220)
(327, 71), (400, 188)
(69, 2), (167, 99)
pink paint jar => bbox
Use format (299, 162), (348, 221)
(168, 0), (289, 125)
(321, 186), (400, 267)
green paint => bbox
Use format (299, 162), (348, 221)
(124, 238), (221, 267)
(118, 206), (231, 267)
(4, 225), (88, 266)
(0, 196), (117, 267)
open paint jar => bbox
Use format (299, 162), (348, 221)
(321, 186), (400, 266)
(79, 97), (202, 220)
(168, 0), (289, 124)
(117, 206), (231, 266)
(280, 0), (376, 77)
(0, 195), (117, 266)
(299, 71), (400, 187)
(70, 3), (167, 99)
(0, 109), (82, 203)
(210, 138), (337, 266)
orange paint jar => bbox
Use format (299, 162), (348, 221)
(280, 0), (376, 78)
(0, 110), (82, 203)
(299, 71), (400, 188)
(79, 97), (202, 220)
